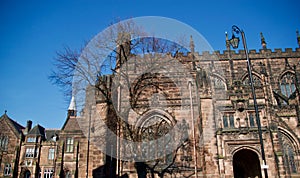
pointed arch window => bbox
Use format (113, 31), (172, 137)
(283, 144), (298, 174)
(139, 114), (173, 164)
(213, 77), (226, 90)
(280, 73), (296, 98)
(243, 75), (262, 87)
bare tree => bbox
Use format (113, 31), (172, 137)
(50, 18), (191, 178)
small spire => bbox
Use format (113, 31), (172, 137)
(297, 30), (300, 48)
(68, 96), (77, 117)
(68, 96), (76, 111)
(225, 31), (230, 50)
(260, 32), (267, 49)
(190, 35), (195, 53)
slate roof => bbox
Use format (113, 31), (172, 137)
(28, 124), (46, 139)
(45, 129), (60, 141)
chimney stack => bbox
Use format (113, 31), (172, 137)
(24, 120), (32, 134)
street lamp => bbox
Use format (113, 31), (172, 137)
(228, 25), (268, 178)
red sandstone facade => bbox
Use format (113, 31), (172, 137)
(1, 34), (300, 178)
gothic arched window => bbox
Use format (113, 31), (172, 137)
(283, 144), (297, 174)
(280, 132), (298, 174)
(280, 73), (296, 98)
(243, 75), (262, 87)
(213, 77), (226, 90)
(139, 114), (174, 164)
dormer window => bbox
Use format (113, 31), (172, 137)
(27, 137), (36, 143)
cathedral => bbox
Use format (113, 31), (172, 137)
(1, 31), (300, 178)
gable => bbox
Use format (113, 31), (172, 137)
(0, 114), (24, 138)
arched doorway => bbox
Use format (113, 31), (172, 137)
(24, 170), (31, 178)
(233, 149), (262, 178)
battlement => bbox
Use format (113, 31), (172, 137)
(182, 47), (300, 61)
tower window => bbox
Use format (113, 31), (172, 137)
(280, 73), (296, 98)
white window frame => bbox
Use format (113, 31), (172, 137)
(48, 148), (55, 160)
(27, 137), (36, 143)
(43, 168), (54, 178)
(4, 163), (11, 176)
(25, 147), (35, 158)
(66, 138), (74, 152)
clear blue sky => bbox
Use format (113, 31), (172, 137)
(0, 0), (299, 129)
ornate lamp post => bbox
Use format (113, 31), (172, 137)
(228, 25), (268, 178)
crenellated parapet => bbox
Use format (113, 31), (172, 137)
(184, 48), (300, 61)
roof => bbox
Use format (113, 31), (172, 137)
(28, 124), (46, 139)
(45, 129), (60, 141)
(68, 96), (76, 111)
(0, 113), (25, 136)
(61, 117), (81, 131)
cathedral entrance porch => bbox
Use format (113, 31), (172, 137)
(233, 149), (262, 178)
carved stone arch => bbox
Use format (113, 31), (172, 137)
(241, 71), (263, 86)
(210, 73), (227, 90)
(232, 147), (262, 178)
(278, 127), (300, 153)
(272, 117), (299, 144)
(279, 70), (295, 80)
(278, 127), (300, 173)
(231, 146), (261, 159)
(135, 109), (175, 129)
